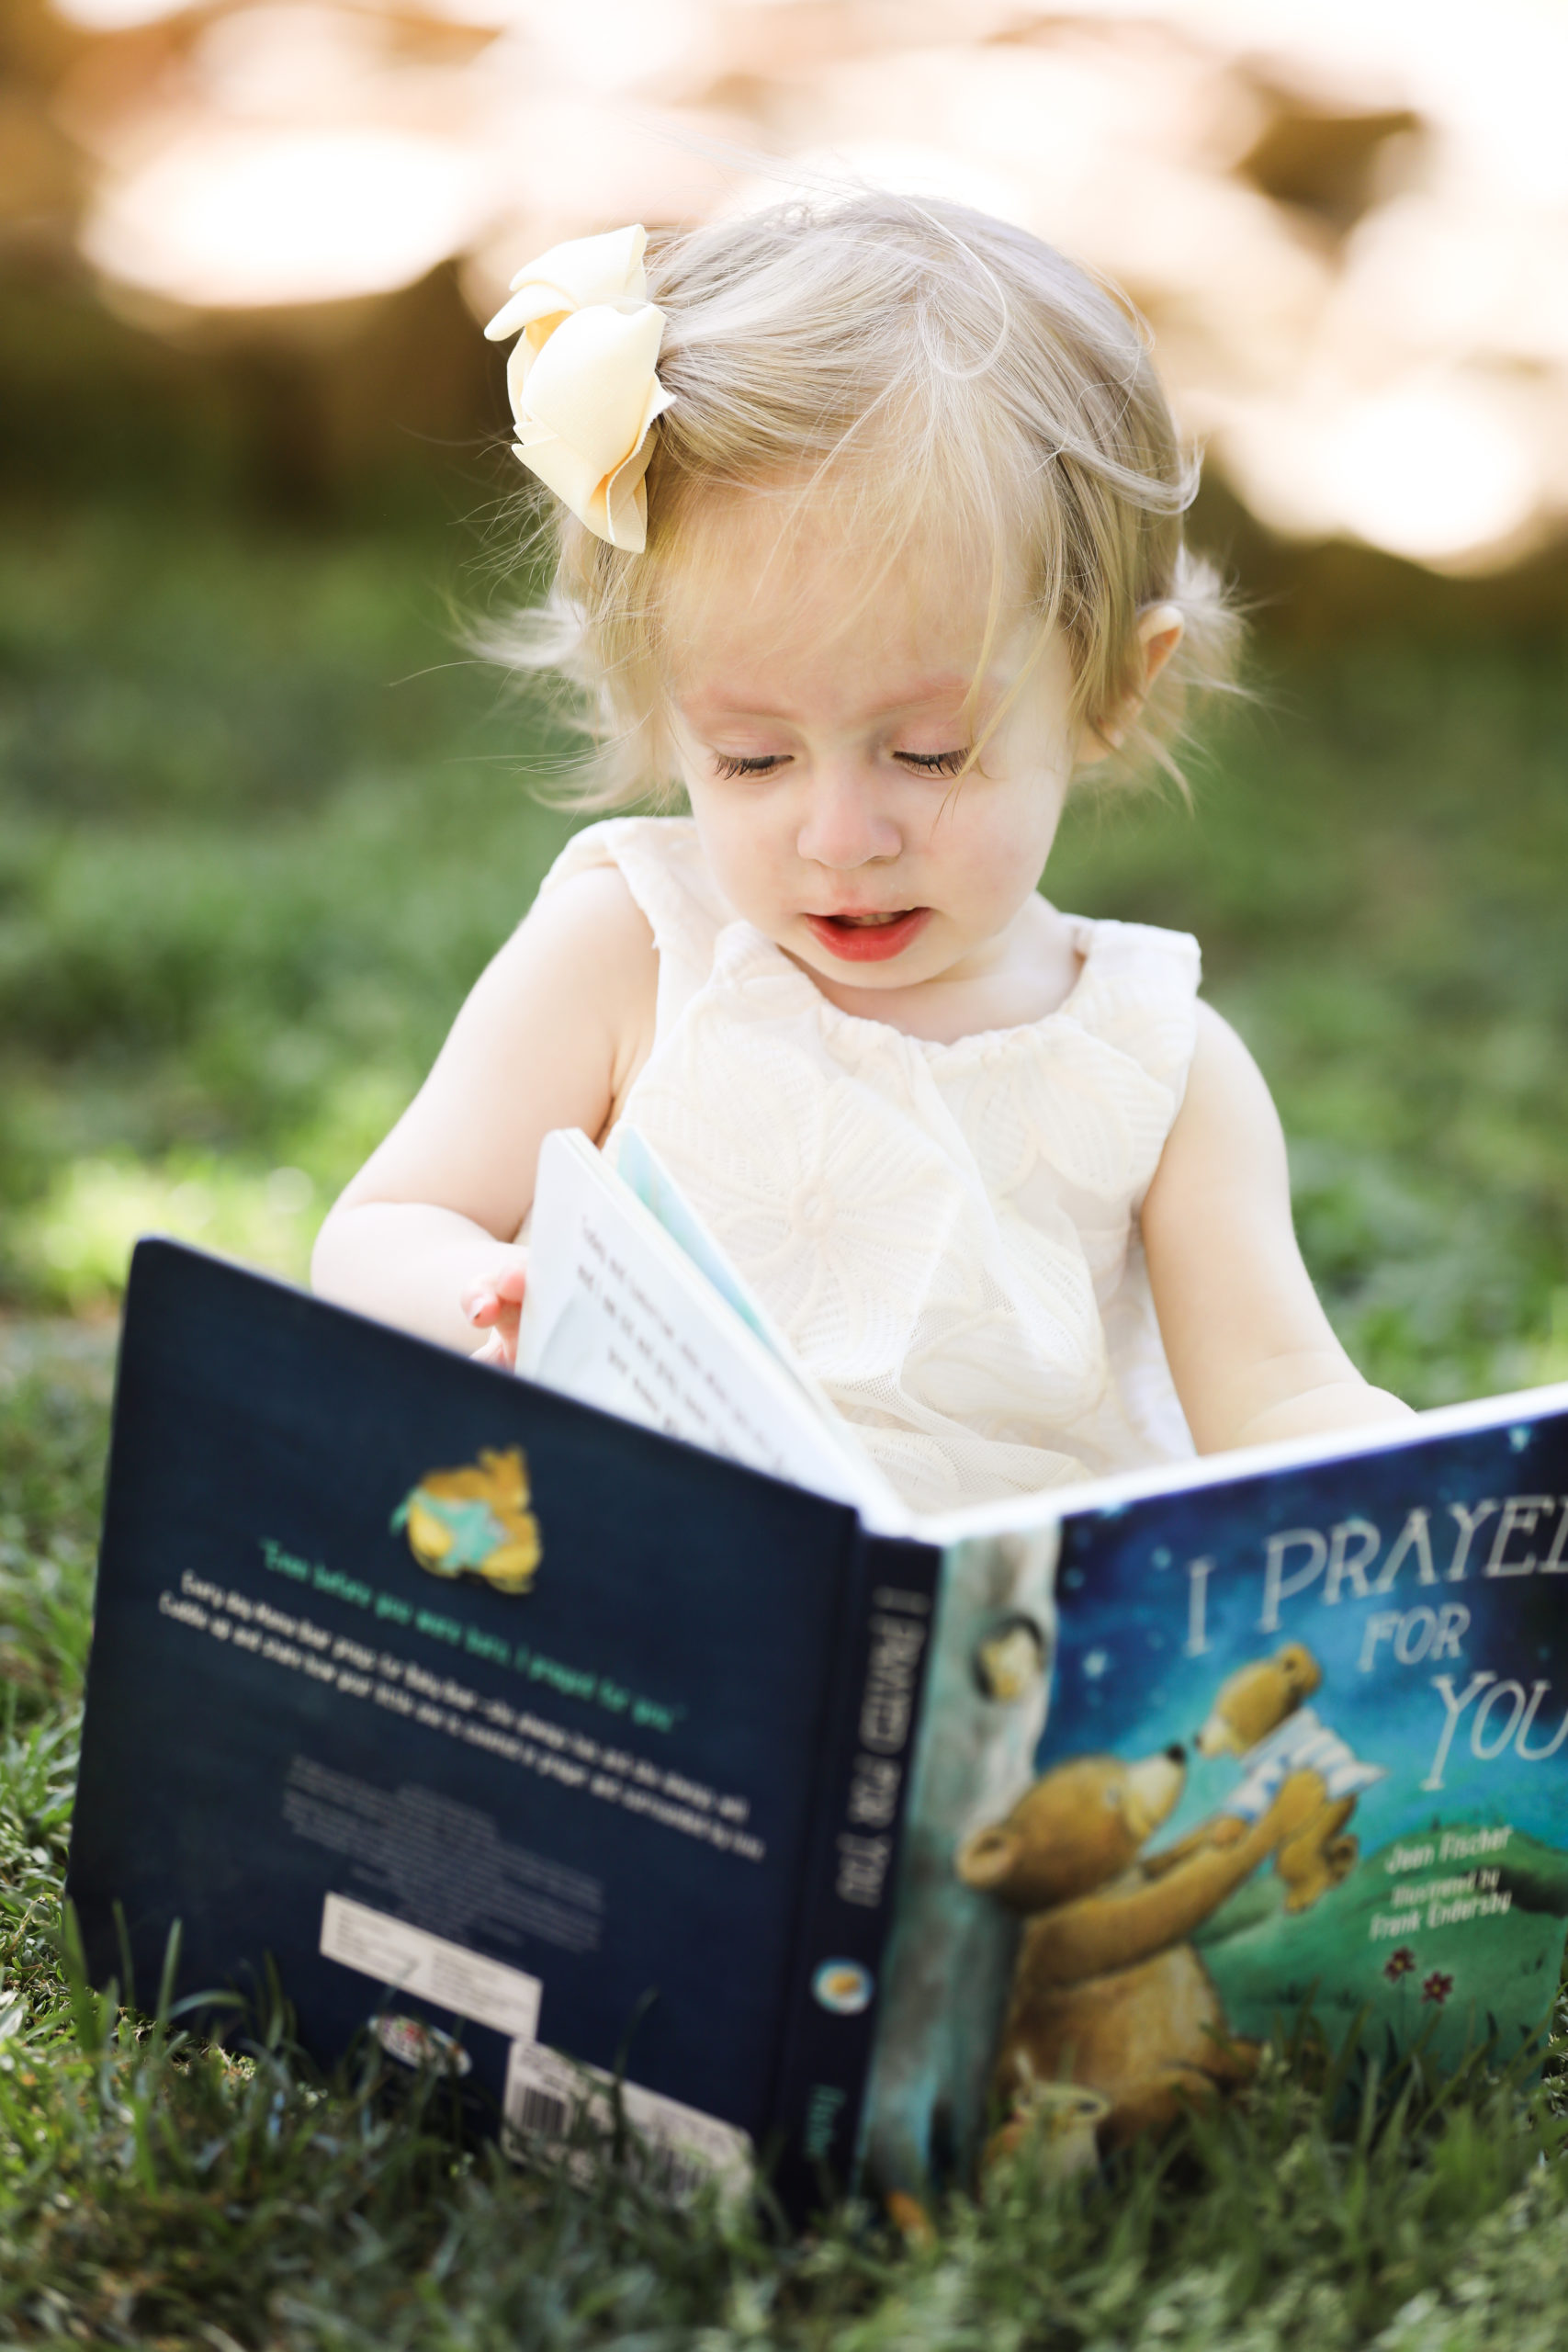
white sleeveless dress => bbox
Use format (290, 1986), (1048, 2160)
(539, 818), (1201, 1517)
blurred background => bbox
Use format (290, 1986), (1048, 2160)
(2, 0), (1565, 1407)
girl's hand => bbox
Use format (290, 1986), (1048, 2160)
(462, 1250), (529, 1369)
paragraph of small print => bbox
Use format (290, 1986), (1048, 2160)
(158, 1577), (767, 1862)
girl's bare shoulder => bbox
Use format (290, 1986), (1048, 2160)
(471, 861), (659, 1128)
(520, 856), (655, 957)
(479, 860), (657, 1034)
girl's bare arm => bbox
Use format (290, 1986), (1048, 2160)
(1141, 1003), (1413, 1454)
(310, 866), (655, 1352)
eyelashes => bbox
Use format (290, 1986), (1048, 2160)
(712, 749), (971, 780)
(713, 754), (784, 778)
(899, 750), (970, 777)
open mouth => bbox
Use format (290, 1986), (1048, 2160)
(805, 908), (932, 963)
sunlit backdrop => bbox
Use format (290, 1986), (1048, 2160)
(8, 0), (1568, 571)
(2, 0), (1566, 1408)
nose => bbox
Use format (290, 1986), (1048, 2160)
(1165, 1743), (1186, 1764)
(795, 764), (901, 870)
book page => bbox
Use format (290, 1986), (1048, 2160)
(614, 1124), (886, 1454)
(517, 1132), (899, 1518)
(615, 1125), (780, 1351)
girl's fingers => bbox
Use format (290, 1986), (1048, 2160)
(470, 1328), (512, 1365)
(463, 1261), (527, 1327)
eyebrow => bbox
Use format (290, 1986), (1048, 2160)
(677, 673), (981, 726)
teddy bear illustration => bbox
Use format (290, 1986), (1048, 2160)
(390, 1446), (542, 1593)
(1195, 1641), (1322, 1753)
(1196, 1642), (1383, 1913)
(956, 1744), (1332, 2152)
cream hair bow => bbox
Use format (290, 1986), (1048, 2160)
(484, 224), (672, 553)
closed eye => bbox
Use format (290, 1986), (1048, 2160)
(713, 748), (970, 779)
(896, 749), (969, 776)
(714, 753), (787, 779)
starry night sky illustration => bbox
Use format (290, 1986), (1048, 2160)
(1040, 1410), (1568, 1857)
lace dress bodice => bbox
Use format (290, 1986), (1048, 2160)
(540, 818), (1201, 1516)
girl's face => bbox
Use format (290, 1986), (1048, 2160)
(666, 508), (1090, 1008)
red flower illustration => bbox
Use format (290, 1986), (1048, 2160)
(1382, 1946), (1416, 1983)
(1421, 1970), (1454, 2006)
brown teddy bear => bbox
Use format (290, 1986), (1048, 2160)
(1196, 1642), (1366, 1913)
(956, 1745), (1330, 2151)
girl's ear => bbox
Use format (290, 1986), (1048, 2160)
(1076, 602), (1186, 766)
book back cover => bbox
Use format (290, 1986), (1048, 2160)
(67, 1241), (885, 2179)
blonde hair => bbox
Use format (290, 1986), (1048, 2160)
(486, 190), (1239, 806)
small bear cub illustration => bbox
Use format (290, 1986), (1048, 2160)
(1198, 1642), (1383, 1913)
(1195, 1640), (1322, 1756)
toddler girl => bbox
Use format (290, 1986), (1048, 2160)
(312, 195), (1409, 1515)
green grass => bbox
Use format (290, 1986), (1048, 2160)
(0, 496), (578, 1306)
(3, 491), (1568, 2340)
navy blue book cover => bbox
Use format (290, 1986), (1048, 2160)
(68, 1241), (937, 2204)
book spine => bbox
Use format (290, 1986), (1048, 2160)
(766, 1532), (943, 2218)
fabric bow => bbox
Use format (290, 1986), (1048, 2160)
(484, 224), (672, 553)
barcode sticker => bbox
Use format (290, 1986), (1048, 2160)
(502, 2039), (753, 2199)
(320, 1894), (542, 2041)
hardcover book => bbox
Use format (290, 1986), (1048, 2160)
(67, 1141), (1568, 2212)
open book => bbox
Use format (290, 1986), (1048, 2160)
(65, 1159), (1568, 2218)
(516, 1127), (900, 1523)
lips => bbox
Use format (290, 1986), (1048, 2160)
(804, 908), (932, 963)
